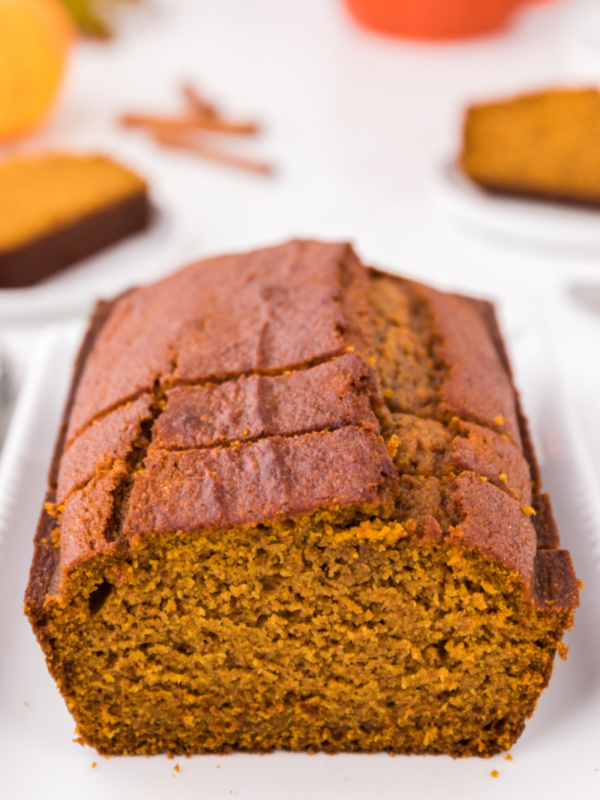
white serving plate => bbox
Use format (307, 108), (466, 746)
(0, 319), (598, 800)
(0, 197), (192, 322)
(430, 162), (600, 250)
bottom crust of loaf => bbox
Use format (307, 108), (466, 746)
(28, 517), (574, 757)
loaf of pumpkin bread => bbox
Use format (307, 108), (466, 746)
(25, 240), (578, 757)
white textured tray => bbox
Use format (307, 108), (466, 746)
(0, 320), (599, 800)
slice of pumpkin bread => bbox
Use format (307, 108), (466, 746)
(25, 240), (579, 757)
(0, 152), (150, 287)
(460, 88), (600, 206)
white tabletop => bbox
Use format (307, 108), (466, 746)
(1, 0), (599, 487)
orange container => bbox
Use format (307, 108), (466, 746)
(343, 0), (546, 40)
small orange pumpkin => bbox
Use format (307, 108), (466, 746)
(0, 0), (73, 142)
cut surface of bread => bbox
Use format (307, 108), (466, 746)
(25, 240), (579, 757)
(460, 88), (600, 206)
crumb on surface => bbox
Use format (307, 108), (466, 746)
(557, 642), (569, 661)
(491, 769), (499, 778)
(505, 753), (513, 761)
(386, 434), (400, 458)
(91, 762), (97, 768)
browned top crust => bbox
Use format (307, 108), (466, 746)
(447, 472), (537, 585)
(27, 240), (579, 613)
(441, 420), (532, 507)
(57, 393), (154, 504)
(411, 283), (521, 444)
(126, 428), (396, 538)
(152, 354), (382, 451)
(65, 240), (371, 442)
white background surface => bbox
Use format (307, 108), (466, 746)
(0, 0), (599, 796)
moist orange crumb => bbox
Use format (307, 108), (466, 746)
(386, 435), (400, 458)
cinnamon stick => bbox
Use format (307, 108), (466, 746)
(181, 83), (219, 119)
(152, 129), (273, 175)
(120, 112), (259, 136)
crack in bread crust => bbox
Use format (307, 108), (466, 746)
(61, 350), (363, 452)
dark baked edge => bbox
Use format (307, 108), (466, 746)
(25, 297), (118, 610)
(0, 190), (151, 289)
(465, 296), (578, 610)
